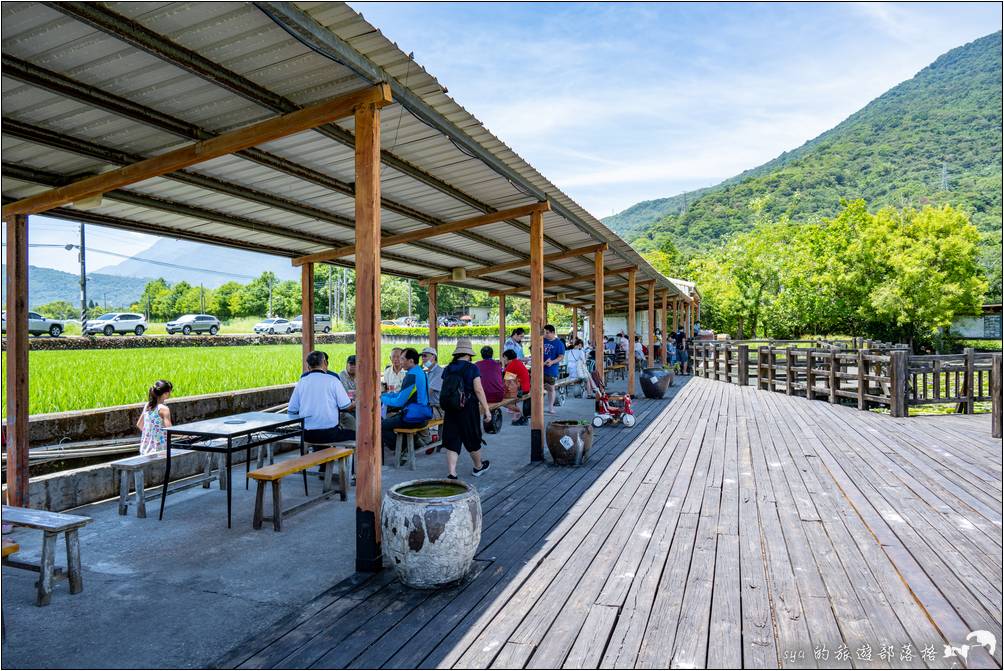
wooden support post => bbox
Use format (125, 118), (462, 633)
(646, 281), (654, 369)
(626, 269), (637, 396)
(301, 263), (315, 370)
(828, 348), (838, 404)
(4, 214), (30, 507)
(889, 349), (908, 417)
(353, 100), (383, 572)
(593, 250), (605, 382)
(785, 348), (794, 395)
(529, 209), (545, 462)
(672, 298), (680, 333)
(660, 291), (668, 367)
(992, 354), (1002, 439)
(964, 347), (975, 414)
(498, 293), (506, 359)
(856, 349), (866, 410)
(428, 283), (438, 351)
(738, 344), (749, 386)
(805, 350), (816, 400)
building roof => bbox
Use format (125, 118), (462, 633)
(2, 1), (689, 305)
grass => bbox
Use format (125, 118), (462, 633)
(1, 342), (455, 415)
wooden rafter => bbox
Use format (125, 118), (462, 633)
(2, 83), (392, 219)
(488, 265), (636, 296)
(291, 201), (550, 267)
(417, 243), (607, 286)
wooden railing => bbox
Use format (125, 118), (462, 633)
(691, 341), (1002, 437)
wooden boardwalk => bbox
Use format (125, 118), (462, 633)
(218, 378), (1002, 669)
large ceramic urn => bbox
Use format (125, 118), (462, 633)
(545, 420), (593, 466)
(640, 367), (673, 399)
(382, 479), (481, 589)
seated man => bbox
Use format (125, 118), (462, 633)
(380, 348), (432, 452)
(475, 345), (506, 404)
(502, 349), (531, 425)
(337, 354), (358, 431)
(288, 350), (354, 444)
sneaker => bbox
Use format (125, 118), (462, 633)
(472, 460), (492, 477)
(447, 474), (458, 480)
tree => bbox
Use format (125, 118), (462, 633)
(36, 300), (79, 320)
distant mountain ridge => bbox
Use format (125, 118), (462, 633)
(94, 238), (299, 287)
(604, 31), (1003, 250)
(1, 265), (151, 310)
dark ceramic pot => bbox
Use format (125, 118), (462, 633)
(640, 367), (673, 399)
(545, 420), (593, 465)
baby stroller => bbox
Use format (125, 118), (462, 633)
(590, 369), (636, 428)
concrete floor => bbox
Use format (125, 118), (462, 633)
(1, 375), (645, 669)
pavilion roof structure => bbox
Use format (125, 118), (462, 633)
(1, 1), (688, 306)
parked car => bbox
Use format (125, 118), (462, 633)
(166, 314), (221, 335)
(290, 314), (332, 333)
(1, 311), (65, 337)
(253, 318), (294, 335)
(83, 313), (147, 336)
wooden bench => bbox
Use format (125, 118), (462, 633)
(394, 418), (444, 469)
(1, 506), (91, 606)
(606, 364), (627, 382)
(111, 449), (225, 518)
(248, 447), (353, 531)
(553, 376), (584, 404)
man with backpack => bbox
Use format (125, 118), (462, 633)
(440, 338), (493, 480)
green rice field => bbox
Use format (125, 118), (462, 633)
(2, 343), (456, 415)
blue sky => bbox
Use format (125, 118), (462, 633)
(11, 2), (1001, 274)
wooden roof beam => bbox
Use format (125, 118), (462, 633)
(2, 83), (392, 219)
(291, 201), (550, 267)
(418, 243), (606, 286)
(488, 265), (636, 296)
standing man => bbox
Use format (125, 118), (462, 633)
(674, 326), (689, 375)
(541, 324), (566, 414)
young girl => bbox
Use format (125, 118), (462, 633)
(137, 379), (173, 455)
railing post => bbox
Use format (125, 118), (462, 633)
(785, 348), (794, 395)
(738, 344), (749, 386)
(704, 343), (710, 378)
(767, 347), (776, 392)
(757, 346), (766, 390)
(964, 347), (975, 414)
(857, 349), (866, 410)
(828, 348), (838, 404)
(713, 343), (721, 381)
(992, 353), (1002, 439)
(889, 350), (908, 417)
(724, 343), (732, 383)
(806, 350), (815, 400)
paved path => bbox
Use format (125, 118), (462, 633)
(219, 377), (1002, 669)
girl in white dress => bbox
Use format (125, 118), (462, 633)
(137, 379), (173, 455)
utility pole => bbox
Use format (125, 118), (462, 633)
(407, 279), (412, 318)
(199, 283), (205, 313)
(327, 265), (333, 322)
(79, 223), (87, 324)
(267, 278), (274, 318)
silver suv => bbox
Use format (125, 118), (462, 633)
(1, 311), (65, 337)
(166, 314), (221, 335)
(290, 314), (332, 333)
(83, 312), (147, 336)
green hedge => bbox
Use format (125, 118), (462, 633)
(381, 324), (532, 338)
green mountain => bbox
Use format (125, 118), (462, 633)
(0, 265), (152, 311)
(607, 31), (1003, 251)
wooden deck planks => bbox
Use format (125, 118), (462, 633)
(218, 377), (1002, 670)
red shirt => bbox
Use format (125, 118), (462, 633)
(505, 359), (531, 394)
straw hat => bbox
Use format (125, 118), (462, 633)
(453, 337), (476, 356)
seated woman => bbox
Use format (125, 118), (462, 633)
(565, 339), (601, 398)
(379, 348), (432, 452)
(475, 345), (506, 404)
(502, 348), (531, 425)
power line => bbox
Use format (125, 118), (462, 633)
(3, 242), (257, 280)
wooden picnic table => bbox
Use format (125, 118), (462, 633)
(159, 412), (304, 528)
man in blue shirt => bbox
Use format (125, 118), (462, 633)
(379, 348), (432, 452)
(541, 324), (565, 414)
(288, 350), (354, 443)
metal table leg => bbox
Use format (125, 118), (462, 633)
(226, 438), (233, 529)
(159, 438), (172, 520)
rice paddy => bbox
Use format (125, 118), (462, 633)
(1, 342), (455, 415)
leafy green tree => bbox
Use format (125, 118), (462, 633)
(36, 300), (79, 320)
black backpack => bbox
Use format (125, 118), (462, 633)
(440, 366), (469, 412)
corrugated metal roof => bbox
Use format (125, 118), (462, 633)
(2, 1), (693, 304)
